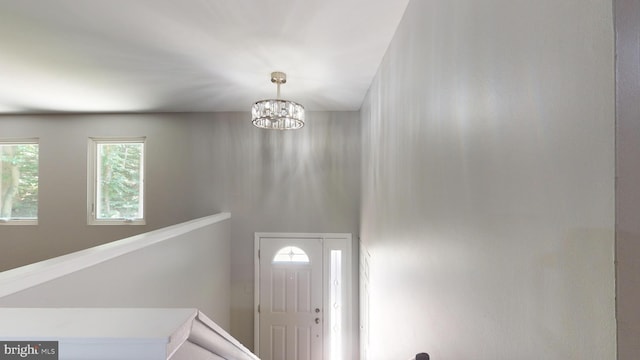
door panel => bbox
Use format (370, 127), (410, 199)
(259, 238), (323, 360)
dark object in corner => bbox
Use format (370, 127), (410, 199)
(416, 353), (430, 360)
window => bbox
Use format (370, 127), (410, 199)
(88, 137), (145, 225)
(330, 250), (343, 360)
(0, 139), (39, 225)
(272, 246), (310, 263)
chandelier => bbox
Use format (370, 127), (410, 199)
(251, 72), (305, 130)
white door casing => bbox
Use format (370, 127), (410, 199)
(255, 233), (352, 360)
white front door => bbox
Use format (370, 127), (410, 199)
(259, 237), (323, 360)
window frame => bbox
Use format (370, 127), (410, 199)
(87, 137), (146, 226)
(0, 138), (39, 226)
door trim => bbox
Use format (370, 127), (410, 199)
(254, 232), (353, 359)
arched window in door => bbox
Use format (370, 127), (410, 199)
(272, 246), (310, 263)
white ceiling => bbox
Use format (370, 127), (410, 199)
(0, 0), (410, 114)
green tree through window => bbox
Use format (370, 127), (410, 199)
(96, 142), (144, 220)
(0, 142), (38, 220)
(88, 137), (145, 225)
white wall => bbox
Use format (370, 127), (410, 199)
(614, 0), (640, 358)
(360, 1), (615, 359)
(188, 112), (361, 352)
(0, 214), (232, 329)
(0, 114), (209, 271)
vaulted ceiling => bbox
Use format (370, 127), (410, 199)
(0, 0), (410, 114)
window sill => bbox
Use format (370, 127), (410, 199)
(88, 219), (146, 226)
(0, 219), (38, 226)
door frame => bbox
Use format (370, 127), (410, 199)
(254, 232), (353, 359)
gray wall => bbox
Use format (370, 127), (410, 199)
(0, 114), (206, 271)
(0, 111), (361, 352)
(615, 0), (640, 358)
(188, 111), (361, 350)
(0, 215), (232, 330)
(360, 0), (616, 359)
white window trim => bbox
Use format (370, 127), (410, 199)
(0, 138), (39, 226)
(87, 137), (146, 226)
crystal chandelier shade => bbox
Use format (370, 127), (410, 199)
(252, 72), (305, 130)
(252, 99), (305, 130)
